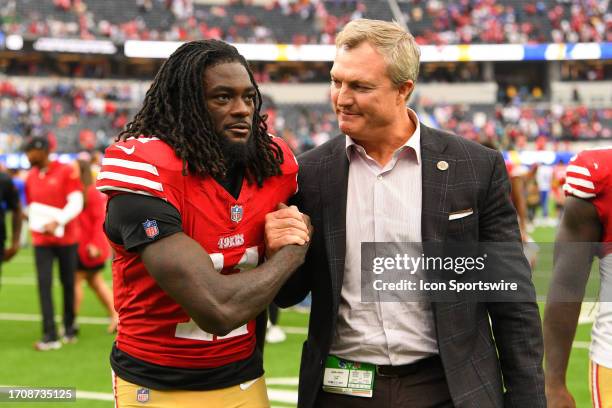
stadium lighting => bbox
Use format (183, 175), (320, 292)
(124, 40), (183, 59)
(544, 43), (605, 60)
(124, 41), (336, 61)
(123, 41), (611, 62)
(5, 35), (24, 51)
(33, 38), (117, 54)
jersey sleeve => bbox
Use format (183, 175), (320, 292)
(105, 194), (183, 252)
(272, 135), (298, 195)
(563, 151), (604, 200)
(96, 138), (183, 207)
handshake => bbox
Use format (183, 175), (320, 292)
(264, 203), (313, 259)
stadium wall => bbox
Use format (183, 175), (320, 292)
(551, 81), (612, 108)
(3, 76), (499, 105)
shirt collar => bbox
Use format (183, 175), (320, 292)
(345, 107), (421, 164)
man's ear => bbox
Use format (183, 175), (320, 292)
(397, 80), (415, 104)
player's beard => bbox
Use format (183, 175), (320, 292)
(218, 133), (253, 169)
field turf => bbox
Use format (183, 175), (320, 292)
(0, 226), (594, 407)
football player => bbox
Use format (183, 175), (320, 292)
(544, 147), (612, 408)
(97, 40), (311, 408)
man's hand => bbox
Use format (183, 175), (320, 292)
(3, 244), (19, 261)
(87, 244), (101, 259)
(545, 385), (576, 408)
(519, 224), (529, 243)
(42, 220), (60, 235)
(265, 203), (312, 258)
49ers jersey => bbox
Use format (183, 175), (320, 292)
(564, 147), (612, 368)
(96, 136), (297, 370)
(564, 148), (612, 252)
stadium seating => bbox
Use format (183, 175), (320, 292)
(1, 78), (610, 154)
(2, 0), (610, 44)
(398, 0), (609, 44)
(0, 79), (132, 153)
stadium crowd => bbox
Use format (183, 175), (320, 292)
(400, 0), (610, 45)
(1, 79), (610, 155)
(1, 0), (610, 45)
(421, 101), (612, 150)
(0, 80), (133, 152)
(2, 81), (612, 157)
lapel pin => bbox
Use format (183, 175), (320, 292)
(437, 161), (449, 171)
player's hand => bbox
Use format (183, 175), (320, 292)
(265, 203), (311, 258)
(3, 244), (19, 261)
(545, 385), (576, 408)
(520, 228), (529, 243)
(42, 220), (60, 235)
(87, 244), (101, 259)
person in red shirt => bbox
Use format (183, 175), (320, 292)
(74, 157), (117, 333)
(96, 40), (311, 408)
(545, 148), (612, 407)
(24, 137), (84, 351)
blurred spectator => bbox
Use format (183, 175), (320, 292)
(0, 166), (23, 290)
(24, 136), (83, 351)
(526, 174), (540, 223)
(74, 157), (116, 334)
(551, 160), (566, 219)
(536, 164), (554, 219)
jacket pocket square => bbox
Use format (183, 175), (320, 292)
(449, 209), (474, 221)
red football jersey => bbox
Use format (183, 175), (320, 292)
(96, 136), (298, 369)
(564, 148), (612, 255)
(76, 184), (110, 268)
(25, 161), (83, 246)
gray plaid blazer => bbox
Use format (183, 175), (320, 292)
(276, 124), (545, 408)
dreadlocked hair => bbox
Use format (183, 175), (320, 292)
(118, 39), (283, 186)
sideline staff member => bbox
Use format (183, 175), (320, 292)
(268, 19), (545, 408)
(0, 166), (23, 289)
(24, 136), (83, 350)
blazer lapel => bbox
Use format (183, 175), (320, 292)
(420, 125), (461, 321)
(420, 124), (455, 244)
(320, 137), (349, 309)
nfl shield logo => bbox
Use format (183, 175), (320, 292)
(230, 205), (243, 223)
(142, 219), (159, 239)
(136, 388), (149, 403)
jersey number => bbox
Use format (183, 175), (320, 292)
(174, 246), (259, 341)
